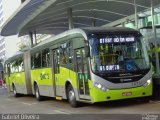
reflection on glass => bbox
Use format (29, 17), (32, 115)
(89, 34), (150, 73)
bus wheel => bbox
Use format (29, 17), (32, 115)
(13, 85), (18, 97)
(67, 85), (78, 107)
(34, 84), (42, 101)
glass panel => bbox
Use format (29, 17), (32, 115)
(53, 49), (60, 74)
(42, 49), (50, 68)
(76, 50), (84, 94)
(82, 49), (89, 95)
(18, 58), (24, 72)
(76, 49), (90, 95)
(33, 52), (41, 68)
(89, 34), (150, 73)
(60, 43), (68, 65)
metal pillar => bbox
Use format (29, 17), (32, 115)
(29, 32), (33, 47)
(151, 0), (160, 74)
(121, 22), (125, 27)
(67, 8), (74, 29)
(34, 31), (37, 45)
(134, 0), (138, 30)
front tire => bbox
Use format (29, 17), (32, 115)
(34, 84), (42, 101)
(67, 85), (78, 107)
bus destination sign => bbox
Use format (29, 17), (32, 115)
(100, 37), (135, 44)
(100, 65), (120, 71)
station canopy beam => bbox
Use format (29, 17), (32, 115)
(1, 0), (160, 37)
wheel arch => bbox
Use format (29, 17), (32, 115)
(33, 80), (38, 94)
(65, 80), (79, 101)
(12, 82), (15, 91)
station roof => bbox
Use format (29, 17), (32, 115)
(1, 0), (160, 36)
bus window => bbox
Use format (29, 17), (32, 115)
(67, 41), (73, 64)
(89, 34), (150, 73)
(59, 41), (73, 70)
(53, 49), (60, 74)
(76, 50), (83, 72)
(66, 41), (74, 70)
(9, 58), (23, 73)
(42, 49), (50, 68)
(18, 58), (24, 72)
(10, 62), (14, 73)
(60, 43), (68, 65)
(12, 60), (19, 73)
(33, 52), (41, 68)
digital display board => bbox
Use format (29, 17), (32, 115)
(100, 37), (135, 44)
(100, 65), (120, 71)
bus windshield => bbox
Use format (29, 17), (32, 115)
(89, 33), (150, 73)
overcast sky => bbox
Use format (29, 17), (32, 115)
(3, 0), (21, 22)
(2, 0), (22, 58)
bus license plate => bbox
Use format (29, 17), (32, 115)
(131, 81), (143, 87)
(122, 92), (132, 96)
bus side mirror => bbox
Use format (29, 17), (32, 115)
(85, 41), (90, 57)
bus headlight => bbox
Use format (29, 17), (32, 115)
(143, 79), (151, 87)
(94, 82), (108, 91)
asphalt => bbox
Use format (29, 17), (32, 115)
(0, 87), (160, 120)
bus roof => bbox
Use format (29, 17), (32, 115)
(31, 27), (140, 51)
(82, 27), (139, 33)
(5, 27), (140, 62)
(5, 51), (24, 63)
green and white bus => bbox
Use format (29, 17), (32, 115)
(5, 27), (152, 107)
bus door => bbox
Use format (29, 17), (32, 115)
(75, 48), (90, 98)
(52, 49), (62, 97)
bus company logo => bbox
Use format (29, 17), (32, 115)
(40, 73), (49, 80)
(142, 114), (158, 120)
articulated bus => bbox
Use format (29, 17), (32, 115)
(5, 27), (152, 107)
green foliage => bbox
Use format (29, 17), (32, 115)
(19, 44), (27, 50)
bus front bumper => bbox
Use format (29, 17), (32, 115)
(90, 83), (152, 102)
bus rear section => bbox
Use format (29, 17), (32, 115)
(5, 51), (32, 96)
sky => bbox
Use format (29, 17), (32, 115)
(3, 0), (21, 22)
(2, 0), (21, 58)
